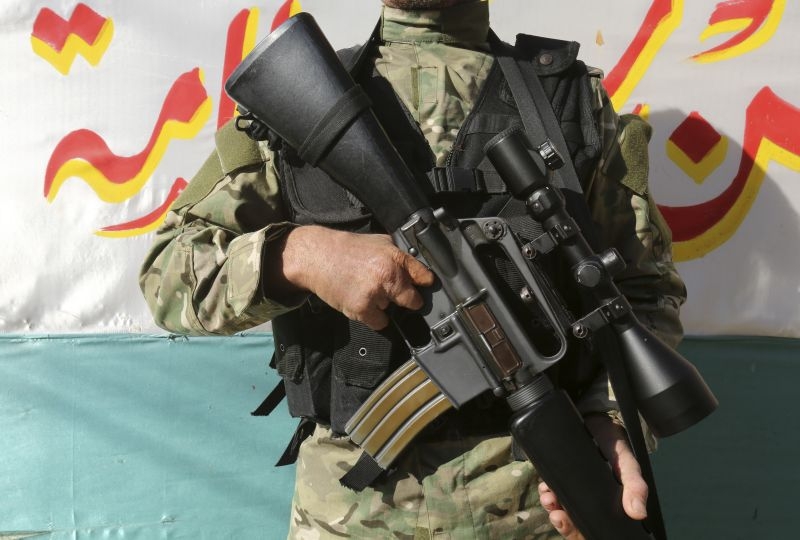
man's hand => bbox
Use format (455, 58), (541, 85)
(279, 225), (435, 329)
(538, 414), (649, 540)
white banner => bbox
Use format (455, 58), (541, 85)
(1, 0), (798, 336)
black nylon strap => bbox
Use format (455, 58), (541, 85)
(491, 35), (601, 251)
(250, 379), (286, 417)
(490, 40), (581, 194)
(298, 85), (372, 166)
(427, 167), (507, 194)
(275, 418), (317, 467)
(339, 451), (386, 491)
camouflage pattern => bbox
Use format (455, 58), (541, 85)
(290, 427), (559, 540)
(138, 141), (299, 335)
(377, 1), (492, 165)
(586, 70), (687, 350)
(138, 3), (686, 537)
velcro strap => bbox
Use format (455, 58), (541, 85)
(298, 85), (372, 166)
(215, 118), (264, 174)
(428, 167), (507, 194)
(250, 379), (286, 417)
(339, 451), (386, 491)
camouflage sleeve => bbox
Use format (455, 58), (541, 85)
(139, 122), (302, 335)
(574, 72), (687, 447)
(586, 72), (687, 349)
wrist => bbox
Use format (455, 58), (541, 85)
(259, 225), (322, 301)
(280, 225), (331, 292)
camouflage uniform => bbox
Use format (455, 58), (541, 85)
(292, 428), (556, 540)
(139, 1), (686, 538)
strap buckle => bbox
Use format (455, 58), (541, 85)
(234, 108), (271, 141)
(537, 139), (564, 170)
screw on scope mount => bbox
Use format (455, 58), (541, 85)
(483, 219), (505, 240)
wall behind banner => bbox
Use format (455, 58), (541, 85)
(1, 0), (799, 337)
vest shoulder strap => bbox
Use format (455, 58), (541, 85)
(490, 32), (583, 194)
(490, 31), (604, 251)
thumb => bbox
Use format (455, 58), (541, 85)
(401, 253), (435, 287)
(621, 463), (649, 520)
(615, 437), (648, 520)
(584, 414), (649, 522)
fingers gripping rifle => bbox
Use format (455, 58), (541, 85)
(225, 13), (717, 540)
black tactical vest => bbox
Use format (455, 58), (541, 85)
(270, 33), (604, 435)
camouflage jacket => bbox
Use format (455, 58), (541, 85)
(139, 1), (686, 418)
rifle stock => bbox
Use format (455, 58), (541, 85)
(224, 13), (718, 540)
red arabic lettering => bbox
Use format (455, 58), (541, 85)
(218, 9), (259, 128)
(97, 179), (188, 237)
(693, 0), (785, 62)
(32, 3), (107, 52)
(603, 0), (682, 110)
(661, 87), (800, 245)
(273, 1), (301, 31)
(31, 3), (113, 74)
(670, 112), (723, 164)
(44, 69), (210, 203)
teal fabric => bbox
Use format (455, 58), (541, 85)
(0, 334), (797, 539)
(653, 336), (800, 539)
(0, 334), (295, 539)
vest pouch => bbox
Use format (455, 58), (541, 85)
(272, 300), (338, 424)
(329, 318), (410, 434)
